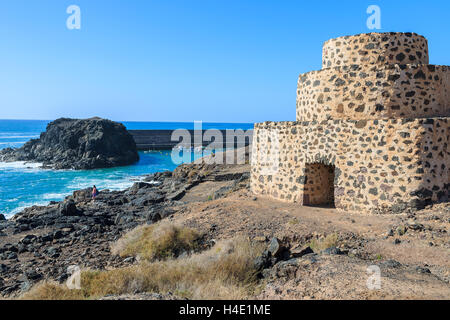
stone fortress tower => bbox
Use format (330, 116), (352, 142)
(251, 32), (449, 213)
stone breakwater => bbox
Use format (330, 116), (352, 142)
(251, 32), (450, 214)
(129, 129), (253, 150)
(0, 117), (139, 170)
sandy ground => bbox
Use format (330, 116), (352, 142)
(166, 163), (450, 300)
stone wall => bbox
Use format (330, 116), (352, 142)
(251, 118), (449, 213)
(322, 32), (429, 68)
(296, 64), (450, 122)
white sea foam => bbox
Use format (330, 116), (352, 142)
(4, 179), (135, 218)
(0, 135), (38, 139)
(0, 141), (27, 145)
(0, 131), (39, 135)
(67, 178), (135, 192)
(145, 180), (160, 185)
(7, 201), (51, 217)
(42, 192), (69, 200)
(0, 161), (43, 169)
(108, 181), (135, 190)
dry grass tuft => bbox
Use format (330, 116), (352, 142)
(22, 236), (265, 300)
(111, 221), (202, 261)
(309, 233), (339, 252)
(20, 281), (85, 300)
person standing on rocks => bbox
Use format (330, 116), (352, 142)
(92, 185), (99, 201)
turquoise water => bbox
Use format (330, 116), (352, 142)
(0, 120), (253, 218)
(0, 120), (48, 149)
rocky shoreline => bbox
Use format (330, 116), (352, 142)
(0, 163), (249, 297)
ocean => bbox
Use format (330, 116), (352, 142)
(0, 120), (254, 218)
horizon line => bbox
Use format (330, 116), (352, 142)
(0, 118), (255, 124)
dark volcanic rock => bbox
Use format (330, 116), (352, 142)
(0, 117), (139, 170)
(321, 247), (344, 255)
(290, 245), (314, 258)
(59, 200), (80, 216)
(268, 237), (284, 258)
(0, 264), (9, 273)
(0, 162), (251, 298)
(415, 266), (431, 274)
(253, 250), (272, 272)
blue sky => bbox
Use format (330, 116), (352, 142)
(0, 0), (448, 123)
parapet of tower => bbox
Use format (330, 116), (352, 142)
(251, 32), (449, 214)
(297, 33), (448, 122)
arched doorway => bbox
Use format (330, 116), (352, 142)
(302, 163), (335, 207)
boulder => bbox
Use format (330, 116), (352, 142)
(416, 266), (431, 274)
(253, 250), (272, 271)
(0, 117), (139, 170)
(290, 245), (314, 258)
(408, 222), (424, 231)
(129, 182), (153, 193)
(72, 188), (93, 202)
(45, 247), (61, 259)
(268, 237), (284, 258)
(20, 235), (37, 245)
(263, 258), (300, 280)
(0, 264), (8, 273)
(1, 244), (18, 253)
(131, 192), (165, 206)
(380, 260), (402, 269)
(5, 252), (18, 260)
(24, 270), (43, 281)
(59, 200), (79, 216)
(320, 247), (343, 255)
(0, 214), (5, 221)
(147, 211), (162, 224)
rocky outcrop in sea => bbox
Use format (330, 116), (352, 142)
(0, 117), (139, 170)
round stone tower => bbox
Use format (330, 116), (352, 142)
(252, 32), (450, 214)
(296, 32), (449, 122)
